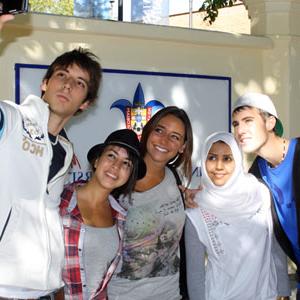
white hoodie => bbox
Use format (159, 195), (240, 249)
(0, 95), (73, 297)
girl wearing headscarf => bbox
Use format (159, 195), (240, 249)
(185, 132), (277, 300)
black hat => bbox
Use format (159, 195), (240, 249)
(87, 129), (146, 179)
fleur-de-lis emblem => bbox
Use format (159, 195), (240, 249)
(110, 83), (164, 138)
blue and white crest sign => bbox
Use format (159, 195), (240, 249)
(110, 82), (164, 138)
(15, 65), (231, 187)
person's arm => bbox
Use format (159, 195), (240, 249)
(0, 15), (13, 139)
(0, 100), (21, 141)
(180, 186), (201, 208)
(0, 14), (14, 31)
(185, 217), (206, 300)
(272, 235), (291, 299)
(54, 287), (65, 300)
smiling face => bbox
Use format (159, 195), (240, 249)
(232, 107), (275, 154)
(205, 141), (235, 186)
(41, 63), (90, 122)
(93, 145), (133, 192)
(145, 114), (186, 166)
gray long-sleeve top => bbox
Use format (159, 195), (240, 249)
(184, 218), (291, 300)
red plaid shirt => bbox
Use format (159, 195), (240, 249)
(60, 181), (126, 300)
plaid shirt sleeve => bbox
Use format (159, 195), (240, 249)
(60, 183), (126, 300)
(60, 182), (85, 299)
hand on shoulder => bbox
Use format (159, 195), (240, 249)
(179, 185), (202, 208)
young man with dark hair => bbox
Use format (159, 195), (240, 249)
(232, 92), (299, 300)
(0, 15), (102, 298)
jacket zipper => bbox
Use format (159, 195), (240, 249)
(0, 208), (12, 242)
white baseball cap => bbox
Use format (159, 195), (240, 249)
(232, 92), (283, 137)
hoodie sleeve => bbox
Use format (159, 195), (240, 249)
(0, 100), (19, 142)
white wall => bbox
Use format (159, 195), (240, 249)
(0, 13), (271, 104)
(2, 11), (299, 179)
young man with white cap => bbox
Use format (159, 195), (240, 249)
(232, 92), (300, 300)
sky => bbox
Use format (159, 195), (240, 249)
(169, 0), (204, 15)
(121, 0), (205, 21)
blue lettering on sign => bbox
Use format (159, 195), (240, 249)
(192, 166), (202, 177)
(68, 171), (92, 183)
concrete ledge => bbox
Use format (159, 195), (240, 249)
(8, 12), (273, 49)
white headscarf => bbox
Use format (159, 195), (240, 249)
(189, 132), (274, 288)
(196, 131), (264, 223)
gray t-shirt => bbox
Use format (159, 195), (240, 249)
(108, 167), (185, 300)
(83, 224), (119, 299)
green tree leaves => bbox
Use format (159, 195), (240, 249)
(29, 0), (74, 16)
(200, 0), (238, 24)
(29, 0), (240, 25)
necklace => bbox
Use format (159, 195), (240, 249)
(268, 138), (286, 168)
(281, 138), (286, 162)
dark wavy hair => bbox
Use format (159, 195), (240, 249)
(89, 145), (140, 199)
(140, 106), (193, 184)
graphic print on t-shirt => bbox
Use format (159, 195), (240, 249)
(118, 194), (184, 280)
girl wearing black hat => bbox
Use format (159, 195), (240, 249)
(108, 106), (193, 300)
(58, 129), (146, 300)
